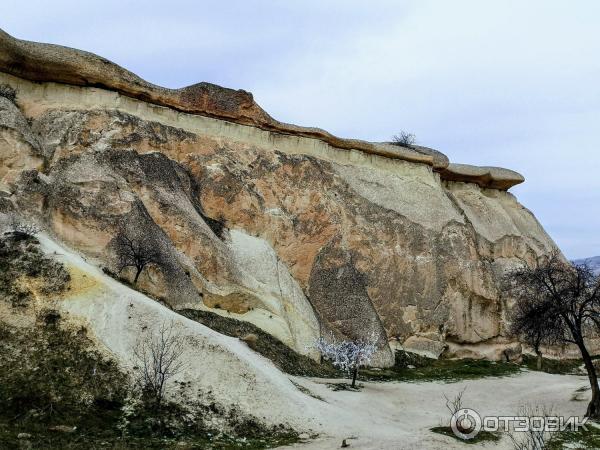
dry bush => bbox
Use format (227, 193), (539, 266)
(507, 404), (556, 450)
(391, 131), (416, 147)
(133, 321), (186, 409)
(0, 84), (16, 103)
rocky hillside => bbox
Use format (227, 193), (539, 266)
(0, 29), (558, 366)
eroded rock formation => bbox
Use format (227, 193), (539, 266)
(0, 29), (558, 365)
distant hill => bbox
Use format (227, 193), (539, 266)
(573, 256), (600, 275)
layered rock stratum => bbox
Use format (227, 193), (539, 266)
(0, 29), (558, 365)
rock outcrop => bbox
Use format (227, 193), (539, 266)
(0, 30), (559, 365)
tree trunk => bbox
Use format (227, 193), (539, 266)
(351, 367), (358, 388)
(535, 350), (543, 371)
(579, 342), (600, 418)
(134, 266), (143, 284)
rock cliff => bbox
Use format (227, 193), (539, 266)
(0, 29), (558, 365)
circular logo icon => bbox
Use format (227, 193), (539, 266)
(451, 408), (482, 440)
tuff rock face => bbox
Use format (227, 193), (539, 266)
(0, 31), (558, 365)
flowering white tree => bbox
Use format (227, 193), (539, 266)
(313, 333), (379, 388)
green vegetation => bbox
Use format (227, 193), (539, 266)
(521, 354), (586, 375)
(0, 232), (70, 307)
(181, 310), (526, 382)
(430, 426), (500, 444)
(0, 235), (298, 449)
(360, 352), (522, 383)
(180, 309), (338, 377)
(0, 319), (299, 449)
(548, 422), (600, 449)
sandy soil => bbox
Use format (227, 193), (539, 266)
(282, 372), (590, 449)
(36, 234), (592, 450)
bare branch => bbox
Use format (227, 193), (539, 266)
(507, 404), (555, 450)
(114, 224), (163, 284)
(391, 131), (416, 148)
(444, 387), (467, 417)
(132, 321), (186, 409)
(505, 250), (600, 418)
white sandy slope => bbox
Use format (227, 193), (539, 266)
(37, 235), (593, 449)
(37, 234), (336, 431)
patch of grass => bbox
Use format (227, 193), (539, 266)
(360, 353), (521, 383)
(0, 320), (128, 448)
(102, 266), (171, 306)
(325, 383), (363, 392)
(290, 381), (325, 402)
(180, 311), (521, 383)
(521, 354), (585, 375)
(430, 426), (500, 444)
(179, 310), (524, 383)
(0, 320), (299, 449)
(0, 232), (70, 307)
(548, 421), (600, 449)
(179, 309), (338, 377)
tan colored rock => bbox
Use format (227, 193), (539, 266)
(0, 96), (43, 190)
(440, 163), (525, 189)
(0, 36), (561, 365)
(0, 28), (441, 168)
(402, 336), (447, 359)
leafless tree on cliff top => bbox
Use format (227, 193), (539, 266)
(312, 333), (378, 388)
(505, 250), (600, 418)
(114, 225), (162, 284)
(391, 131), (416, 148)
(133, 321), (186, 409)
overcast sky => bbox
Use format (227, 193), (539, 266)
(2, 1), (599, 258)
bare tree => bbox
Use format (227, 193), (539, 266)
(114, 225), (162, 284)
(313, 333), (378, 388)
(391, 131), (416, 148)
(444, 387), (467, 418)
(507, 404), (555, 450)
(443, 387), (473, 436)
(510, 297), (557, 370)
(132, 321), (186, 409)
(505, 251), (600, 418)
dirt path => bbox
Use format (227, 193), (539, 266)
(281, 372), (590, 449)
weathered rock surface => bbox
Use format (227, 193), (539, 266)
(440, 163), (525, 190)
(0, 33), (559, 365)
(0, 27), (524, 188)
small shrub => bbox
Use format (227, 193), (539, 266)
(0, 233), (70, 307)
(391, 131), (416, 148)
(41, 309), (61, 327)
(0, 84), (16, 103)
